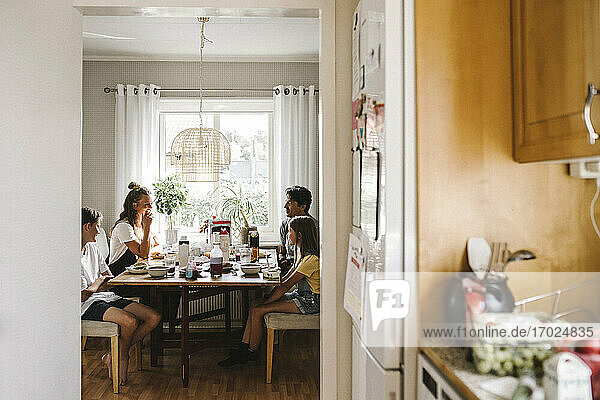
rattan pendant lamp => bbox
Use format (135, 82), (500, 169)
(170, 17), (231, 182)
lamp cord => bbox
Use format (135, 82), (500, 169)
(591, 178), (600, 241)
(197, 17), (210, 128)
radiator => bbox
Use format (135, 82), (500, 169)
(176, 290), (246, 329)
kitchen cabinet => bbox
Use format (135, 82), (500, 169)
(512, 0), (600, 163)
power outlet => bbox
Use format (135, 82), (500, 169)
(569, 162), (600, 179)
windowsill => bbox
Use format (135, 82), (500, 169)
(156, 231), (279, 247)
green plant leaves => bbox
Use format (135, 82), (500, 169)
(152, 175), (189, 228)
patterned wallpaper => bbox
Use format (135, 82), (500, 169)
(82, 61), (319, 228)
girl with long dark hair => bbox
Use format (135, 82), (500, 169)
(108, 182), (159, 276)
(218, 215), (320, 368)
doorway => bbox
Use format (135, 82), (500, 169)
(76, 3), (337, 399)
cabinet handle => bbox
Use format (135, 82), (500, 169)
(584, 82), (600, 145)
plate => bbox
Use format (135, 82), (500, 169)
(126, 266), (148, 274)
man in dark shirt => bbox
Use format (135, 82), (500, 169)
(279, 186), (319, 274)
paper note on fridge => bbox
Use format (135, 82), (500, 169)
(344, 233), (364, 325)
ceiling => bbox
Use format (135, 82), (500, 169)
(83, 16), (320, 61)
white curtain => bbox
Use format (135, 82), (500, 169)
(114, 84), (161, 216)
(273, 85), (319, 222)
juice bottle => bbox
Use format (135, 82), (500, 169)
(249, 231), (259, 262)
(210, 240), (223, 277)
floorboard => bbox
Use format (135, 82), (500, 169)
(81, 331), (319, 399)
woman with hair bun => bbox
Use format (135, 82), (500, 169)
(108, 182), (159, 276)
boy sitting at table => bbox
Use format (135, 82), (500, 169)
(80, 207), (161, 385)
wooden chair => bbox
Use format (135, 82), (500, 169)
(81, 297), (143, 394)
(263, 312), (320, 383)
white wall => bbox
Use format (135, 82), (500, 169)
(0, 1), (82, 399)
(0, 0), (352, 397)
(335, 0), (356, 398)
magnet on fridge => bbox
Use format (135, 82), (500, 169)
(360, 65), (365, 90)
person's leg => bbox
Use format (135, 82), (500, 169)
(241, 298), (266, 344)
(103, 307), (139, 385)
(122, 302), (161, 345)
(218, 299), (300, 368)
(248, 300), (300, 350)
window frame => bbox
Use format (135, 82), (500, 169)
(157, 97), (278, 243)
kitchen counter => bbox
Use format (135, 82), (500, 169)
(420, 347), (510, 400)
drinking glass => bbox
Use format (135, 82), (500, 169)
(165, 254), (176, 267)
(240, 247), (251, 263)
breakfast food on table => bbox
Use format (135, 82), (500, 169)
(132, 261), (148, 269)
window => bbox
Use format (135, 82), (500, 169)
(158, 98), (278, 242)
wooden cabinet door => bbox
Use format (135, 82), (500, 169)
(513, 0), (600, 162)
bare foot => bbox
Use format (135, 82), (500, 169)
(101, 353), (112, 380)
(119, 355), (129, 386)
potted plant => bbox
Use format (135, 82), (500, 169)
(153, 175), (189, 245)
(217, 181), (258, 243)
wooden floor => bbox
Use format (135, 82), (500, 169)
(81, 331), (319, 400)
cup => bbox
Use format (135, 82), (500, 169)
(165, 254), (176, 267)
(240, 247), (251, 264)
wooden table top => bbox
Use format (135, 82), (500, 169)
(108, 259), (279, 286)
(108, 270), (279, 287)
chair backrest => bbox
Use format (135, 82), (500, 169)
(96, 227), (110, 261)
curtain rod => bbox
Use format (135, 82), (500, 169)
(103, 87), (318, 95)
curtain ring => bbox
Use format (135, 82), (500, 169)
(153, 88), (159, 95)
(274, 88), (280, 95)
(133, 88), (138, 95)
(284, 88), (290, 95)
(293, 88), (298, 95)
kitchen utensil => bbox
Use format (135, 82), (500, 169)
(483, 273), (515, 313)
(240, 263), (260, 275)
(489, 242), (508, 273)
(502, 250), (536, 273)
(240, 246), (251, 263)
(467, 237), (491, 280)
(263, 267), (280, 280)
(126, 265), (148, 274)
(165, 254), (176, 268)
(147, 266), (168, 278)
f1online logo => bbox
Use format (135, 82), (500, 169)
(369, 280), (410, 331)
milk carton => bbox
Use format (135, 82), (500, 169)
(544, 352), (592, 400)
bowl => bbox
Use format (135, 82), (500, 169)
(147, 266), (168, 278)
(240, 263), (260, 275)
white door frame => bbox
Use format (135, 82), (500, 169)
(74, 1), (338, 398)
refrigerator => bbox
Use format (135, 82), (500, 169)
(348, 0), (417, 399)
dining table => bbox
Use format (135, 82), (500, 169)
(107, 251), (280, 387)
